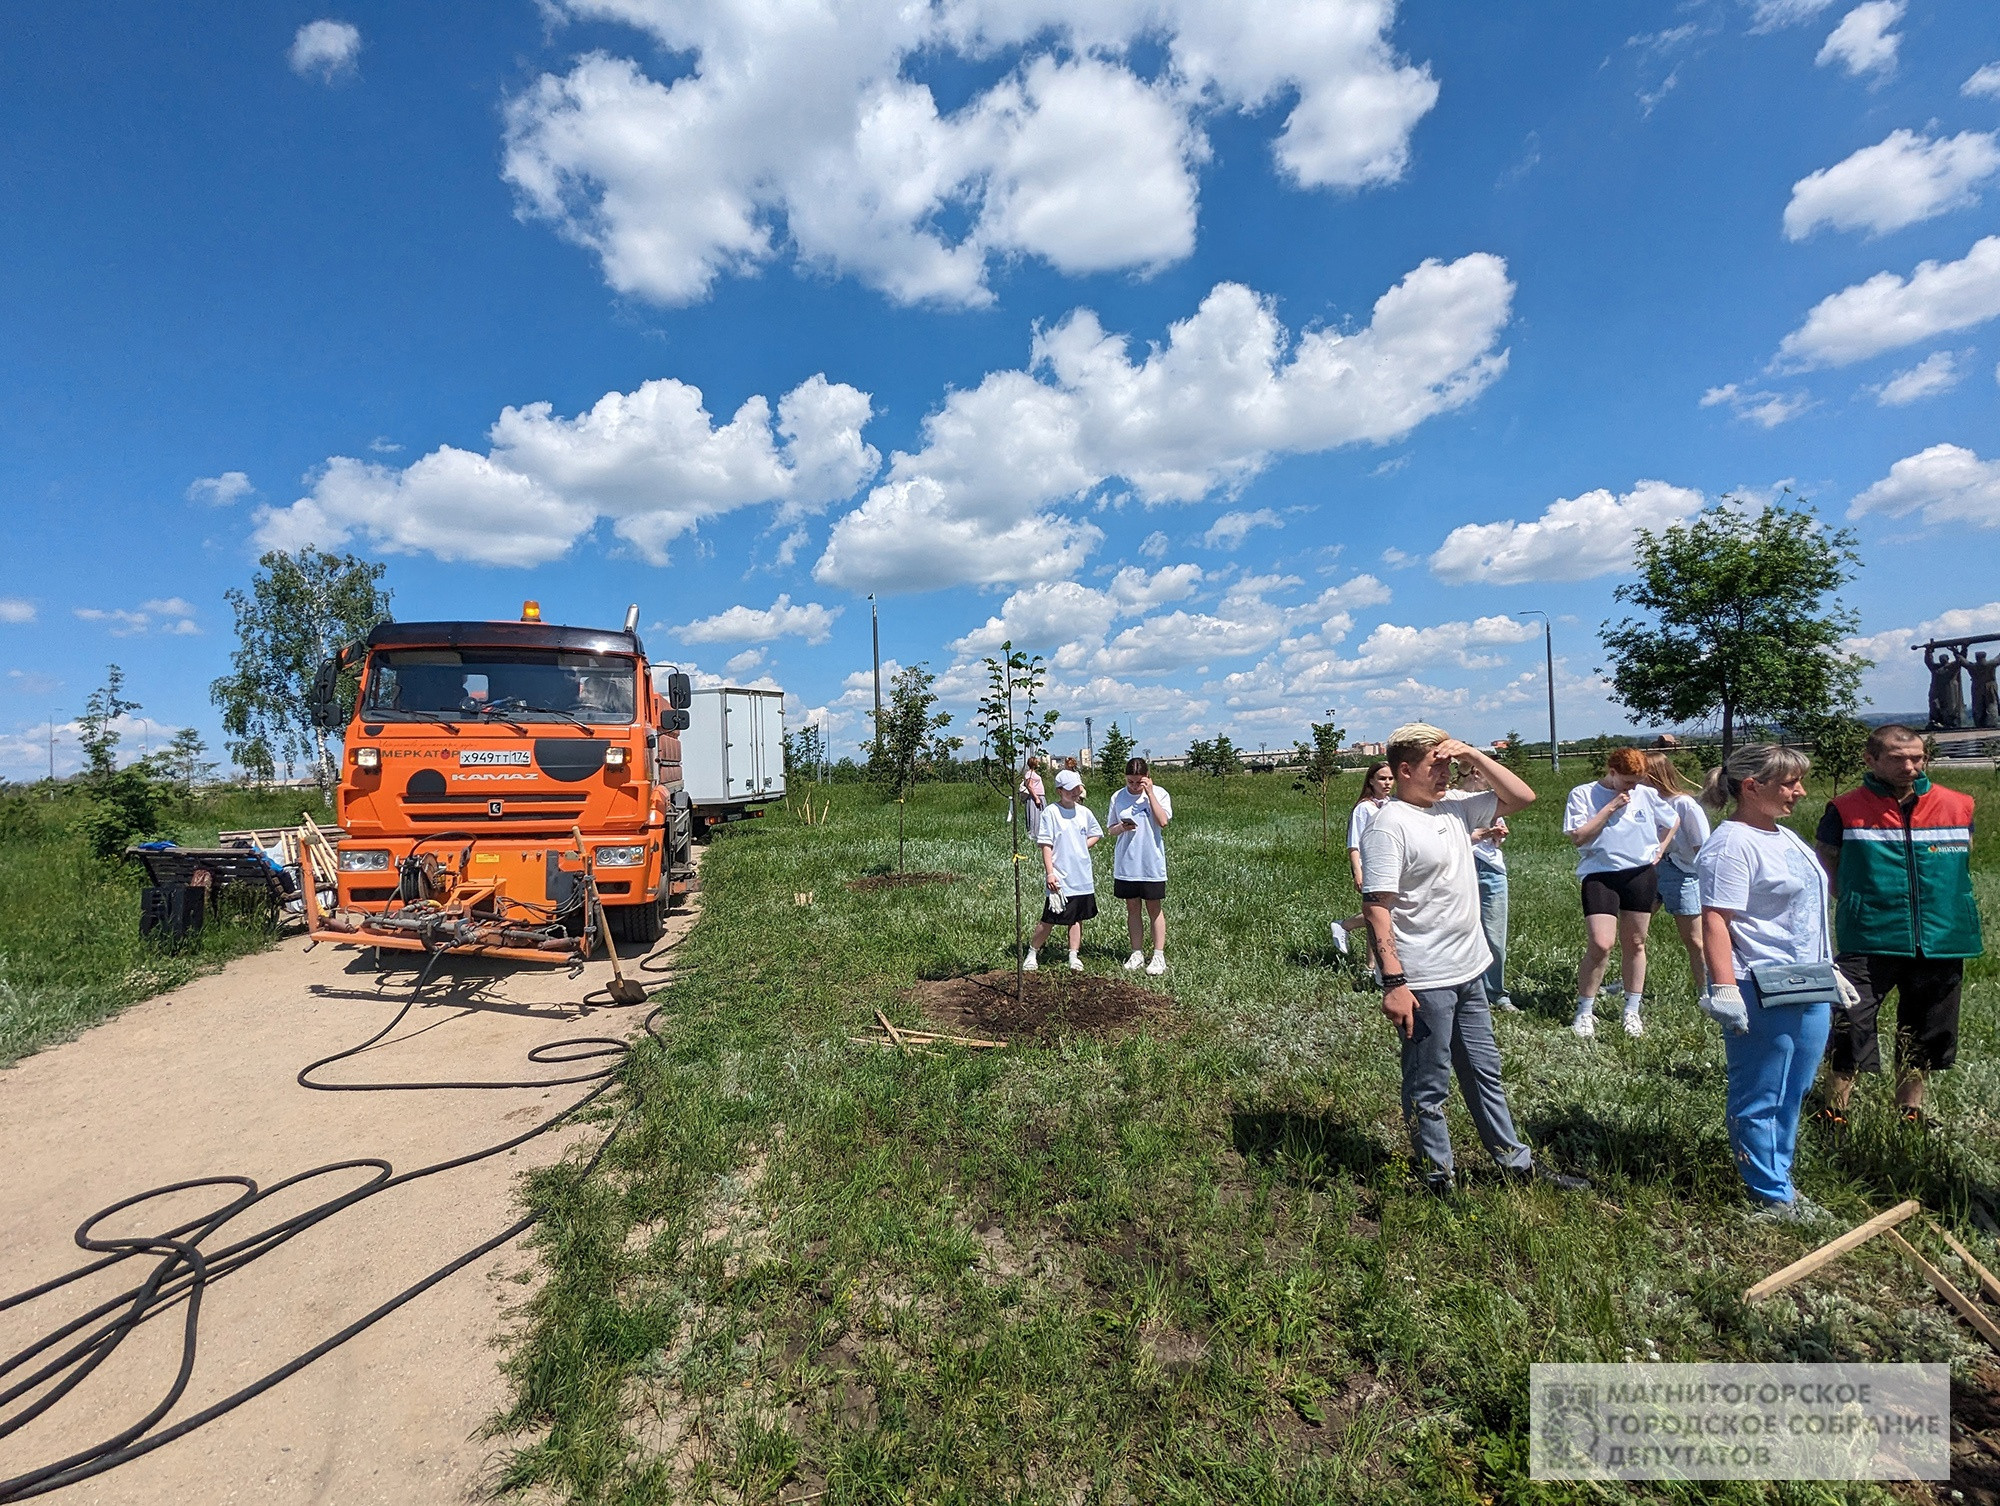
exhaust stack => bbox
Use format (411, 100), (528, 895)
(624, 603), (640, 633)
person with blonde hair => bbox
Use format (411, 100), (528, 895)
(1359, 723), (1586, 1193)
(1644, 751), (1711, 997)
(1696, 743), (1850, 1220)
(1329, 760), (1393, 957)
(1563, 746), (1680, 1038)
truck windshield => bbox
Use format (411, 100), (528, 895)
(363, 649), (637, 726)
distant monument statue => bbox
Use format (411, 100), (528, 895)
(1916, 633), (2000, 730)
(1971, 651), (2000, 731)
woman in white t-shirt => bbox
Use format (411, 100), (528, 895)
(1106, 757), (1173, 975)
(1562, 747), (1679, 1039)
(1330, 761), (1393, 958)
(1644, 751), (1712, 996)
(1695, 743), (1837, 1221)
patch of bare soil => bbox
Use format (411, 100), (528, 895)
(909, 968), (1173, 1042)
(845, 871), (960, 892)
(1935, 1364), (2000, 1505)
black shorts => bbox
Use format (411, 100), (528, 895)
(1042, 892), (1099, 925)
(1580, 864), (1659, 916)
(1113, 879), (1166, 901)
(1827, 954), (1963, 1075)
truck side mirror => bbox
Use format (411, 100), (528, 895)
(662, 708), (691, 732)
(666, 672), (692, 710)
(307, 656), (343, 731)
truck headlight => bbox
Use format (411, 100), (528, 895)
(595, 845), (646, 868)
(604, 745), (627, 768)
(354, 746), (380, 771)
(338, 849), (392, 872)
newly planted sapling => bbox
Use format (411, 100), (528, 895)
(976, 641), (1059, 997)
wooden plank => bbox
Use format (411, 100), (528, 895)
(1744, 1199), (1922, 1302)
(874, 1008), (911, 1055)
(1885, 1229), (2000, 1352)
(1929, 1220), (2000, 1306)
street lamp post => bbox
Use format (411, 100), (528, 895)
(1517, 610), (1559, 772)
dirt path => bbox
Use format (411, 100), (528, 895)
(0, 886), (699, 1505)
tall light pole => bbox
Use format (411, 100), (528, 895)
(48, 706), (62, 794)
(868, 593), (882, 752)
(1085, 715), (1093, 768)
(1517, 610), (1559, 772)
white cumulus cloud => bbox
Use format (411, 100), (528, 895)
(1698, 382), (1814, 427)
(187, 470), (254, 507)
(0, 599), (34, 624)
(253, 373), (879, 567)
(73, 598), (200, 637)
(814, 256), (1514, 592)
(1774, 235), (2000, 369)
(1849, 443), (2000, 529)
(1872, 350), (1963, 405)
(671, 595), (844, 646)
(1203, 509), (1282, 550)
(502, 0), (1438, 308)
(1428, 481), (1706, 585)
(1816, 0), (1901, 78)
(1967, 63), (2000, 98)
(1746, 0), (1837, 30)
(1783, 129), (2000, 240)
(289, 20), (360, 81)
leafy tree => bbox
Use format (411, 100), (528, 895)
(976, 641), (1060, 994)
(1498, 730), (1530, 773)
(1185, 738), (1213, 775)
(75, 665), (164, 858)
(210, 547), (392, 790)
(1794, 710), (1870, 792)
(870, 663), (962, 870)
(788, 722), (827, 782)
(1188, 734), (1242, 778)
(1599, 501), (1865, 759)
(1098, 721), (1135, 776)
(158, 727), (218, 809)
(1291, 719), (1346, 853)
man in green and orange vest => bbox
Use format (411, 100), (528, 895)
(1814, 723), (1982, 1124)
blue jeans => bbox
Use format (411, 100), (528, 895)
(1723, 978), (1833, 1205)
(1475, 861), (1508, 1003)
(1402, 976), (1532, 1179)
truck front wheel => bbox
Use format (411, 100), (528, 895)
(605, 894), (665, 947)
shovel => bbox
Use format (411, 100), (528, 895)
(573, 825), (648, 1005)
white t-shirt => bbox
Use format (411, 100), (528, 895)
(1037, 800), (1104, 896)
(1696, 820), (1830, 973)
(1106, 785), (1173, 883)
(1440, 788), (1505, 870)
(1662, 793), (1710, 870)
(1563, 781), (1678, 877)
(1358, 795), (1494, 990)
(1347, 797), (1387, 853)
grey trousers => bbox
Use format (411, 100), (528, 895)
(1401, 976), (1532, 1178)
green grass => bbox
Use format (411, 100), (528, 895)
(0, 785), (330, 1065)
(496, 765), (2000, 1502)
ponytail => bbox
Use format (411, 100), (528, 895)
(1703, 743), (1810, 811)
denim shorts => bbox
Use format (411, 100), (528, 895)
(1656, 859), (1701, 918)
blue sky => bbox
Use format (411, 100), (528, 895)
(4, 0), (1998, 776)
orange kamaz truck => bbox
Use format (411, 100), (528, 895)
(301, 602), (696, 959)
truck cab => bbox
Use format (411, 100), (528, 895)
(312, 605), (695, 945)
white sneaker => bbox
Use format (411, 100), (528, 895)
(1125, 950), (1145, 970)
(1329, 921), (1349, 954)
(1022, 951), (1038, 971)
(1068, 954), (1083, 972)
(1146, 953), (1167, 976)
(1572, 1012), (1596, 1039)
(1623, 1010), (1644, 1038)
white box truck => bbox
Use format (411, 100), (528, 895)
(681, 686), (785, 832)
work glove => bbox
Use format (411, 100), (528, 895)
(1834, 967), (1862, 1013)
(1700, 984), (1750, 1036)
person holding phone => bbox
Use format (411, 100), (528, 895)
(1107, 757), (1173, 975)
(1563, 746), (1679, 1038)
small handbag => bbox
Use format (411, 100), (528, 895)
(1747, 827), (1848, 1009)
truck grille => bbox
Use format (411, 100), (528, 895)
(406, 809), (585, 823)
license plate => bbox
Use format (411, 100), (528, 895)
(460, 749), (531, 766)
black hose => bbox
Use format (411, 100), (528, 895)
(0, 932), (685, 1502)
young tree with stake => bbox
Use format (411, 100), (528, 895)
(870, 662), (961, 871)
(977, 642), (1059, 996)
(1292, 719), (1346, 854)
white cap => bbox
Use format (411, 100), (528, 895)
(1054, 769), (1083, 791)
